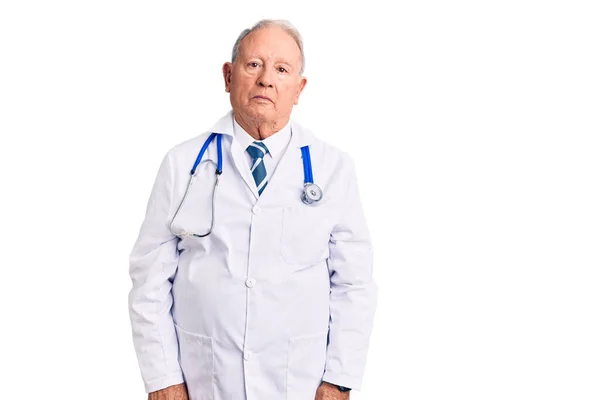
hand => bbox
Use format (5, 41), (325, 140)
(314, 382), (350, 400)
(148, 383), (189, 400)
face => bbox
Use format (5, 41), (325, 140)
(222, 26), (307, 126)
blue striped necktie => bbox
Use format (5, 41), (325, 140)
(246, 141), (269, 195)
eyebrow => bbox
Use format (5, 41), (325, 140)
(245, 54), (295, 66)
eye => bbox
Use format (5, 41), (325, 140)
(277, 67), (288, 73)
(248, 62), (260, 68)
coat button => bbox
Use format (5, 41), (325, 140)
(245, 278), (256, 288)
(244, 351), (253, 361)
(252, 205), (261, 214)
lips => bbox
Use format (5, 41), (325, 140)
(253, 95), (272, 102)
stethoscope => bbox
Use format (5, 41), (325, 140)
(170, 132), (323, 238)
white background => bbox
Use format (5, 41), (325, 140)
(1, 0), (598, 399)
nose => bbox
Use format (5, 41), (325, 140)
(257, 68), (274, 88)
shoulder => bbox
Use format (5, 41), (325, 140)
(292, 119), (355, 167)
(166, 131), (213, 159)
(293, 120), (357, 179)
(160, 131), (218, 172)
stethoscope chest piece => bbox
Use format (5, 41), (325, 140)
(301, 183), (323, 205)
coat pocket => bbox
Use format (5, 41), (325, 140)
(174, 323), (215, 400)
(286, 331), (328, 400)
(280, 206), (331, 266)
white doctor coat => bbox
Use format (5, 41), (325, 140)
(128, 111), (378, 400)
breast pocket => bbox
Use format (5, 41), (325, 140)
(280, 206), (332, 266)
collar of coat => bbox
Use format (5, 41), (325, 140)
(208, 109), (317, 148)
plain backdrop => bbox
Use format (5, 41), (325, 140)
(1, 1), (599, 399)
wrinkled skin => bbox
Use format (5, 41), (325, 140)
(314, 382), (351, 400)
(148, 383), (188, 400)
(222, 24), (307, 140)
(147, 381), (351, 399)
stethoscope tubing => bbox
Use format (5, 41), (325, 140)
(171, 132), (321, 238)
(191, 133), (223, 176)
(301, 146), (314, 184)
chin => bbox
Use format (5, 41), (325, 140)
(247, 106), (276, 121)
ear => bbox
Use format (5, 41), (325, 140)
(293, 77), (307, 105)
(222, 62), (233, 93)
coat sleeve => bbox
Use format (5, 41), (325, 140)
(128, 150), (184, 393)
(322, 154), (378, 391)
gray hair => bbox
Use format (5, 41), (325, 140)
(231, 19), (305, 75)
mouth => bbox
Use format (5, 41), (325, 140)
(253, 95), (273, 102)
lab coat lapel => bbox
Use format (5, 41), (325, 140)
(229, 137), (259, 201)
(208, 110), (259, 201)
(258, 137), (297, 201)
(208, 112), (316, 203)
(258, 120), (316, 202)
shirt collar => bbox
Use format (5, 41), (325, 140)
(207, 109), (315, 149)
(232, 113), (291, 159)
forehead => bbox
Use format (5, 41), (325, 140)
(238, 26), (301, 63)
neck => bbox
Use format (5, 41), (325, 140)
(234, 112), (289, 140)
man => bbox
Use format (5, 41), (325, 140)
(128, 19), (377, 400)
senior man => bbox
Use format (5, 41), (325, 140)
(128, 19), (378, 400)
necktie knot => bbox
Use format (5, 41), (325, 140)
(246, 141), (269, 161)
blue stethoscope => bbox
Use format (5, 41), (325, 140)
(170, 132), (323, 238)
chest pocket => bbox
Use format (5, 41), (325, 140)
(280, 205), (332, 266)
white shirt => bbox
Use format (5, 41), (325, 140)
(232, 115), (292, 182)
